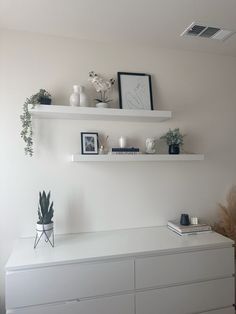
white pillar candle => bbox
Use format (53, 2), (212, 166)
(119, 136), (127, 148)
(191, 217), (198, 225)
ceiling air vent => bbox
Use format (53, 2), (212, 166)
(181, 22), (235, 41)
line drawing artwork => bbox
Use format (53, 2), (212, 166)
(124, 77), (150, 109)
(85, 136), (95, 151)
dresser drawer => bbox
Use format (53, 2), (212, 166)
(136, 277), (234, 314)
(6, 259), (134, 309)
(136, 247), (234, 289)
(7, 294), (134, 314)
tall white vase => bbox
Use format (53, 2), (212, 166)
(70, 85), (80, 106)
(80, 86), (89, 107)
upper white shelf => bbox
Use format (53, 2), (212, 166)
(71, 154), (204, 162)
(29, 105), (172, 122)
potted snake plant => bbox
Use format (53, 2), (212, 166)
(36, 191), (54, 243)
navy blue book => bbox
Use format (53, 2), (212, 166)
(112, 147), (140, 152)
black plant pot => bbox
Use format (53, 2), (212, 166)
(39, 97), (52, 105)
(169, 144), (180, 154)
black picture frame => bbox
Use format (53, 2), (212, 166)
(117, 72), (153, 110)
(81, 132), (99, 155)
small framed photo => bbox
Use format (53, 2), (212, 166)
(81, 132), (99, 155)
(118, 72), (153, 110)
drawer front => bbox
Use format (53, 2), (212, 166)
(6, 259), (134, 309)
(136, 277), (234, 314)
(200, 308), (235, 314)
(7, 294), (134, 314)
(136, 247), (234, 289)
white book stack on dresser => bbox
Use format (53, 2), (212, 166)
(5, 226), (235, 314)
(167, 220), (212, 235)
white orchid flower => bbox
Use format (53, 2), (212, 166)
(88, 71), (115, 103)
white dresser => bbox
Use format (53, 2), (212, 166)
(5, 226), (235, 314)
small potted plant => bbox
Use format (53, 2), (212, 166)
(34, 191), (54, 248)
(161, 128), (185, 154)
(37, 89), (52, 105)
(88, 71), (115, 108)
(20, 89), (52, 156)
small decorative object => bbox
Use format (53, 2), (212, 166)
(180, 214), (190, 226)
(160, 128), (185, 155)
(80, 86), (89, 107)
(118, 72), (153, 110)
(81, 132), (99, 154)
(190, 217), (199, 225)
(88, 71), (115, 108)
(145, 138), (156, 154)
(34, 191), (54, 249)
(213, 186), (236, 249)
(119, 136), (127, 148)
(99, 145), (105, 154)
(20, 89), (52, 156)
(70, 85), (80, 106)
(98, 135), (109, 154)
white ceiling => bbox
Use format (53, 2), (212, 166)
(1, 0), (236, 56)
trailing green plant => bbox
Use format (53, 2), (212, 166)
(20, 89), (51, 156)
(38, 191), (54, 225)
(160, 128), (185, 146)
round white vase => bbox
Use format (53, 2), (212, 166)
(70, 85), (80, 106)
(80, 86), (89, 107)
(96, 102), (108, 108)
(36, 222), (54, 241)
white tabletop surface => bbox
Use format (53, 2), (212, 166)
(6, 226), (233, 271)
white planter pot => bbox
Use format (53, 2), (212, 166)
(36, 222), (54, 241)
(96, 102), (108, 108)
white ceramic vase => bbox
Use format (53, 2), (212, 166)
(70, 85), (80, 106)
(36, 222), (54, 241)
(96, 102), (108, 108)
(80, 86), (89, 107)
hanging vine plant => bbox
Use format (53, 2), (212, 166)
(20, 89), (51, 156)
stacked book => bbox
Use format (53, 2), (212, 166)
(111, 147), (140, 154)
(167, 220), (212, 236)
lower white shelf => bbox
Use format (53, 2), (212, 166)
(71, 154), (204, 162)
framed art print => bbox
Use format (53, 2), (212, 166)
(118, 72), (153, 110)
(81, 132), (99, 155)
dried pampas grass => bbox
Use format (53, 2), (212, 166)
(213, 186), (236, 243)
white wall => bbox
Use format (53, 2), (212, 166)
(1, 29), (236, 313)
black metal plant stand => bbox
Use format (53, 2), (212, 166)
(34, 225), (54, 249)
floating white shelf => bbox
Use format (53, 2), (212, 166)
(29, 105), (172, 122)
(71, 154), (204, 162)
